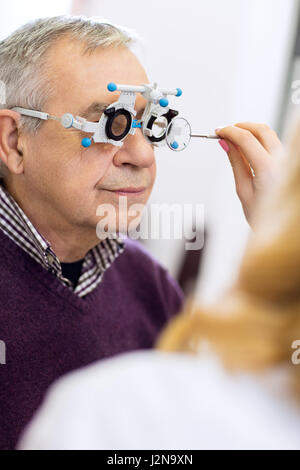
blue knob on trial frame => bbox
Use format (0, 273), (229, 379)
(132, 119), (142, 129)
(81, 137), (92, 147)
(107, 82), (117, 92)
(170, 141), (179, 150)
(159, 97), (169, 107)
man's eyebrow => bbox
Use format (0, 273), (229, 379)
(78, 102), (109, 119)
(78, 102), (146, 120)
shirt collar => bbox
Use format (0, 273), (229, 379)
(0, 179), (124, 274)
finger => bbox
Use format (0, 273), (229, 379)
(216, 126), (270, 173)
(234, 122), (283, 155)
(219, 138), (254, 198)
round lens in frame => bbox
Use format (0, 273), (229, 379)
(166, 117), (191, 151)
(152, 116), (168, 139)
(111, 113), (130, 137)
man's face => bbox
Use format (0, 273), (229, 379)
(22, 38), (156, 236)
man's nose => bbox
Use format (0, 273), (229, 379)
(112, 129), (155, 168)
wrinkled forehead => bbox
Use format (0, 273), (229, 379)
(44, 37), (149, 115)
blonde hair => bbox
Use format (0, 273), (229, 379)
(157, 119), (300, 399)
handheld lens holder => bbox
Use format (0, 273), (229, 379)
(11, 82), (184, 150)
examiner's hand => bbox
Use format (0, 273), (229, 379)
(215, 122), (284, 226)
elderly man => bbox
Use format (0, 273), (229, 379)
(0, 16), (184, 449)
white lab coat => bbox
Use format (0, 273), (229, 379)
(18, 350), (300, 450)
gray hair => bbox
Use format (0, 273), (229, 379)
(0, 15), (138, 177)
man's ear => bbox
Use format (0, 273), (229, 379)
(0, 109), (24, 175)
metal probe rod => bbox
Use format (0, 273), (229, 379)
(190, 134), (219, 139)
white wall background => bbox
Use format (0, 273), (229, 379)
(0, 0), (298, 304)
(0, 0), (72, 40)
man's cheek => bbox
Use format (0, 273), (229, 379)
(149, 162), (157, 188)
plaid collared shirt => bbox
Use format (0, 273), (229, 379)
(0, 181), (124, 298)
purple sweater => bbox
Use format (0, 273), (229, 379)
(0, 231), (183, 450)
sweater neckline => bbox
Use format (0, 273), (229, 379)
(0, 229), (107, 312)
